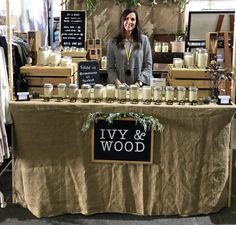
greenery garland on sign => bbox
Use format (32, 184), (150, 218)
(82, 112), (164, 132)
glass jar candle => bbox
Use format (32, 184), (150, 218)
(101, 56), (107, 69)
(94, 84), (104, 103)
(81, 84), (91, 103)
(60, 56), (72, 67)
(68, 84), (78, 102)
(49, 51), (61, 66)
(184, 52), (194, 68)
(173, 58), (183, 68)
(165, 86), (174, 104)
(197, 48), (208, 69)
(153, 86), (162, 104)
(118, 84), (127, 104)
(154, 42), (162, 52)
(142, 86), (152, 104)
(189, 87), (198, 103)
(162, 42), (169, 52)
(129, 84), (139, 104)
(177, 86), (186, 104)
(37, 46), (52, 66)
(57, 83), (66, 101)
(43, 83), (53, 101)
(106, 84), (116, 102)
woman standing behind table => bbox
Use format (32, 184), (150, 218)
(107, 8), (153, 87)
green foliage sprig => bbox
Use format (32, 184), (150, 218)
(82, 112), (164, 132)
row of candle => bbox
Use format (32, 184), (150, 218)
(173, 49), (209, 69)
(43, 83), (199, 104)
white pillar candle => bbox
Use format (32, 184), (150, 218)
(129, 84), (139, 103)
(197, 49), (208, 69)
(177, 86), (186, 102)
(184, 52), (194, 68)
(94, 84), (104, 102)
(189, 87), (198, 102)
(57, 83), (66, 99)
(43, 83), (53, 99)
(142, 86), (152, 102)
(165, 86), (174, 101)
(153, 86), (162, 101)
(106, 84), (116, 102)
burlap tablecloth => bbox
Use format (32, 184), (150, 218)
(9, 100), (236, 218)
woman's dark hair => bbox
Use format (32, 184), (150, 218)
(115, 8), (142, 49)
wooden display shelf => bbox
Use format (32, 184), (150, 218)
(168, 64), (212, 97)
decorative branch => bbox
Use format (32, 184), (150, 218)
(82, 112), (164, 132)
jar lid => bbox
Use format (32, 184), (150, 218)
(68, 84), (78, 88)
(58, 83), (66, 88)
(153, 86), (162, 91)
(81, 84), (91, 89)
(189, 86), (198, 92)
(197, 48), (207, 53)
(165, 86), (174, 91)
(44, 83), (53, 88)
(130, 84), (138, 90)
(118, 84), (127, 90)
(106, 84), (115, 88)
(177, 86), (186, 91)
(94, 84), (104, 89)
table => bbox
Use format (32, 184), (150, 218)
(9, 100), (236, 218)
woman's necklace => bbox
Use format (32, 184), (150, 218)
(124, 40), (133, 76)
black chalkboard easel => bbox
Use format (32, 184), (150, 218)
(60, 10), (87, 48)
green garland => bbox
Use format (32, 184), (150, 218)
(82, 112), (164, 132)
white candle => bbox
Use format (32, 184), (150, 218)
(177, 86), (186, 101)
(81, 84), (91, 102)
(197, 49), (208, 69)
(129, 84), (139, 103)
(68, 84), (78, 100)
(60, 56), (72, 67)
(118, 84), (127, 102)
(153, 86), (162, 101)
(44, 83), (53, 98)
(142, 86), (152, 102)
(106, 84), (115, 101)
(162, 42), (169, 52)
(173, 58), (183, 68)
(189, 87), (198, 102)
(49, 51), (61, 66)
(37, 46), (51, 66)
(184, 53), (194, 68)
(57, 83), (66, 99)
(94, 84), (104, 102)
(154, 42), (162, 52)
(165, 86), (174, 101)
(101, 56), (107, 69)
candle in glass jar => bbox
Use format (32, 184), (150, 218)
(162, 42), (169, 52)
(154, 42), (162, 52)
(177, 86), (186, 102)
(165, 86), (174, 102)
(153, 86), (162, 102)
(197, 49), (208, 68)
(189, 87), (198, 102)
(44, 83), (53, 100)
(81, 84), (91, 102)
(68, 84), (78, 102)
(142, 86), (152, 103)
(37, 46), (52, 65)
(57, 83), (66, 99)
(106, 84), (116, 102)
(118, 84), (127, 103)
(184, 52), (194, 68)
(94, 84), (104, 102)
(61, 56), (72, 67)
(49, 51), (61, 66)
(173, 58), (183, 68)
(129, 84), (139, 103)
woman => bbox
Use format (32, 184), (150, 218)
(107, 8), (153, 87)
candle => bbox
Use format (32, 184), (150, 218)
(153, 86), (162, 103)
(184, 52), (194, 68)
(37, 46), (51, 66)
(81, 84), (91, 103)
(189, 87), (198, 102)
(49, 51), (61, 66)
(94, 84), (104, 102)
(162, 42), (169, 52)
(197, 49), (208, 69)
(57, 83), (66, 100)
(60, 56), (72, 67)
(165, 86), (174, 102)
(173, 58), (183, 68)
(142, 86), (152, 104)
(118, 84), (127, 103)
(154, 42), (162, 52)
(106, 84), (116, 102)
(68, 84), (78, 102)
(177, 86), (186, 102)
(129, 84), (139, 104)
(101, 56), (107, 69)
(43, 83), (53, 101)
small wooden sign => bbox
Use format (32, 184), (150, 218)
(78, 61), (99, 88)
(92, 119), (154, 164)
(60, 10), (87, 48)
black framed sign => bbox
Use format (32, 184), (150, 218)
(60, 10), (87, 48)
(92, 119), (154, 164)
(78, 61), (99, 88)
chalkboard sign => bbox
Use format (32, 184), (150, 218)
(78, 61), (99, 88)
(92, 119), (154, 164)
(60, 10), (86, 48)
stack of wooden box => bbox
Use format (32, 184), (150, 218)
(87, 38), (102, 60)
(20, 64), (77, 95)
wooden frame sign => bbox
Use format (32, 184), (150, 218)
(92, 119), (154, 164)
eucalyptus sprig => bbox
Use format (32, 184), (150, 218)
(82, 112), (164, 132)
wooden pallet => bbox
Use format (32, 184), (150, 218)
(168, 64), (212, 98)
(20, 64), (77, 95)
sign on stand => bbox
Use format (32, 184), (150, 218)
(92, 119), (154, 164)
(78, 61), (99, 88)
(60, 10), (86, 48)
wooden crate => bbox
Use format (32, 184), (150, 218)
(168, 64), (212, 97)
(20, 64), (77, 95)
